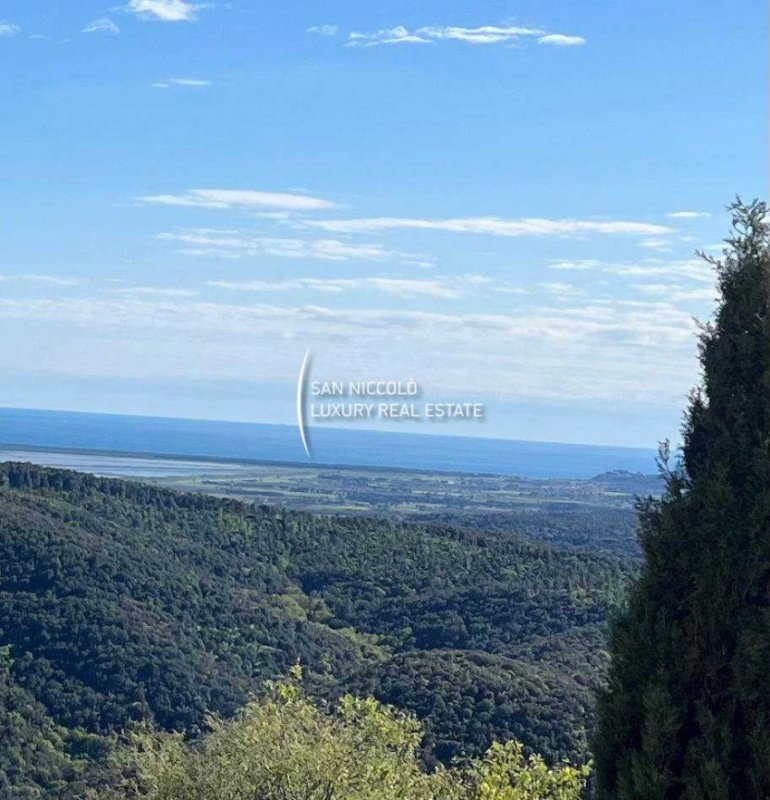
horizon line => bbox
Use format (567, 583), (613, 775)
(0, 404), (662, 454)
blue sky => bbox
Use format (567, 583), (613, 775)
(0, 0), (767, 447)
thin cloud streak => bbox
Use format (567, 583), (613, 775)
(538, 34), (586, 46)
(346, 23), (585, 47)
(0, 274), (80, 286)
(306, 216), (674, 238)
(307, 24), (338, 36)
(152, 78), (212, 88)
(83, 18), (120, 34)
(549, 257), (714, 283)
(112, 287), (198, 297)
(666, 211), (711, 219)
(158, 229), (427, 263)
(139, 189), (337, 211)
(207, 275), (497, 299)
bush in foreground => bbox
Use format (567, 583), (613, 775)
(105, 667), (589, 800)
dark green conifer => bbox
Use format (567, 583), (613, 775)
(595, 199), (770, 800)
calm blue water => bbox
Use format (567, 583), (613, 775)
(0, 407), (656, 479)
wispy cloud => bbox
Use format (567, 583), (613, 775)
(207, 276), (469, 299)
(158, 229), (423, 262)
(22, 274), (79, 286)
(346, 23), (585, 48)
(349, 26), (430, 46)
(666, 210), (711, 219)
(112, 286), (198, 297)
(306, 216), (674, 238)
(633, 283), (717, 303)
(638, 237), (673, 252)
(0, 274), (79, 286)
(83, 18), (120, 34)
(538, 281), (584, 299)
(139, 189), (337, 211)
(307, 24), (338, 36)
(420, 25), (546, 44)
(0, 21), (21, 37)
(124, 0), (202, 22)
(0, 296), (702, 403)
(548, 259), (602, 271)
(550, 256), (714, 284)
(538, 33), (586, 46)
(152, 78), (212, 88)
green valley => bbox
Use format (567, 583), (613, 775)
(0, 461), (635, 796)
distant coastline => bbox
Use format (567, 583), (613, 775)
(0, 406), (657, 479)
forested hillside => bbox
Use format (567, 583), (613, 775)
(0, 462), (635, 796)
(0, 650), (103, 798)
(105, 669), (590, 800)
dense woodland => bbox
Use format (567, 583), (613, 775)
(0, 460), (634, 796)
(104, 669), (590, 800)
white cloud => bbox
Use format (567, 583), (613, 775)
(21, 274), (79, 286)
(158, 229), (422, 262)
(633, 283), (717, 303)
(307, 24), (338, 36)
(207, 277), (467, 299)
(124, 0), (201, 22)
(538, 33), (586, 46)
(549, 259), (602, 271)
(551, 256), (715, 284)
(207, 274), (498, 299)
(0, 295), (702, 404)
(152, 78), (212, 88)
(112, 286), (198, 297)
(83, 18), (120, 34)
(139, 188), (337, 211)
(0, 274), (78, 286)
(419, 25), (545, 44)
(347, 23), (584, 48)
(306, 216), (674, 238)
(538, 281), (584, 298)
(339, 277), (461, 297)
(666, 211), (711, 219)
(348, 26), (432, 46)
(638, 237), (673, 252)
(0, 22), (21, 37)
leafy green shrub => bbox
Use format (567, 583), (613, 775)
(108, 669), (589, 800)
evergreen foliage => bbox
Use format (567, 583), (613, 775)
(0, 647), (95, 799)
(104, 669), (589, 800)
(0, 461), (631, 795)
(594, 200), (770, 799)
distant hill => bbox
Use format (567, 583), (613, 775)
(0, 462), (635, 796)
(590, 469), (663, 494)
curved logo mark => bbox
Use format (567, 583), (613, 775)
(296, 349), (313, 458)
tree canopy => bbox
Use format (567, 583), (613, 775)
(104, 669), (589, 800)
(0, 460), (630, 796)
(594, 199), (770, 799)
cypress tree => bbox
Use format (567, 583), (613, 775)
(594, 199), (770, 800)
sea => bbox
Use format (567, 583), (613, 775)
(0, 407), (657, 480)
